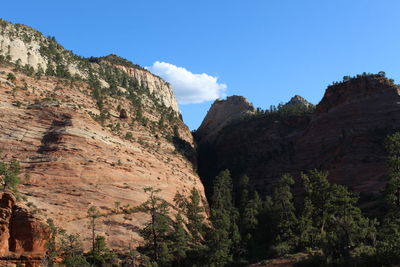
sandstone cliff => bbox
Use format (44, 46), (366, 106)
(197, 74), (399, 205)
(0, 19), (206, 251)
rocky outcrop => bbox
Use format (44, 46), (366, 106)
(197, 75), (400, 204)
(113, 63), (179, 113)
(0, 192), (47, 266)
(196, 95), (255, 144)
(285, 95), (313, 108)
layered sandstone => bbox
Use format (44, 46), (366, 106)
(0, 63), (206, 250)
(0, 18), (206, 252)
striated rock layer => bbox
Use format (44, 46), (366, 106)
(197, 75), (400, 200)
(0, 67), (205, 250)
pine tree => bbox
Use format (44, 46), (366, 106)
(237, 174), (250, 215)
(136, 187), (173, 263)
(186, 187), (206, 244)
(59, 233), (88, 267)
(298, 197), (316, 249)
(87, 235), (117, 266)
(377, 132), (400, 264)
(301, 170), (331, 242)
(240, 190), (262, 257)
(207, 169), (240, 266)
(270, 174), (298, 256)
(0, 158), (21, 193)
(87, 206), (100, 253)
(300, 170), (376, 263)
(170, 213), (189, 266)
(383, 132), (400, 213)
(45, 218), (63, 266)
(323, 184), (376, 261)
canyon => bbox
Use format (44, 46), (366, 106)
(0, 18), (399, 266)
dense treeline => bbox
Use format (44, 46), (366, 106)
(42, 133), (400, 266)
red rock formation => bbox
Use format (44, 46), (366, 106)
(198, 75), (400, 201)
(0, 63), (206, 250)
(0, 192), (47, 266)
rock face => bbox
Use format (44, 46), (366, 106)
(0, 18), (206, 253)
(197, 75), (400, 201)
(0, 192), (47, 266)
(0, 20), (179, 114)
(196, 95), (255, 144)
(112, 63), (179, 113)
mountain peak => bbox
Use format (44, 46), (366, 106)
(286, 95), (312, 107)
(196, 95), (255, 143)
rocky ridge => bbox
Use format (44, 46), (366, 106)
(197, 74), (400, 204)
(0, 19), (178, 114)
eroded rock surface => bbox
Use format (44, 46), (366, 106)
(0, 63), (206, 250)
(0, 192), (47, 266)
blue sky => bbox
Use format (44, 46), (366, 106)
(2, 1), (400, 129)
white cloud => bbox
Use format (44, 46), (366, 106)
(147, 61), (227, 104)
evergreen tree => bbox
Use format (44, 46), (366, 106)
(322, 184), (375, 262)
(269, 174), (298, 256)
(207, 169), (240, 266)
(300, 169), (331, 246)
(0, 158), (21, 192)
(87, 206), (100, 253)
(237, 174), (250, 216)
(383, 132), (400, 213)
(240, 190), (262, 258)
(245, 194), (273, 261)
(186, 187), (206, 244)
(136, 187), (173, 264)
(298, 197), (316, 249)
(175, 188), (209, 265)
(45, 218), (63, 266)
(59, 233), (88, 267)
(87, 235), (117, 266)
(377, 132), (400, 264)
(170, 213), (189, 266)
(300, 170), (376, 264)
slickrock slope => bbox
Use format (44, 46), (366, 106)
(0, 19), (206, 251)
(197, 74), (400, 198)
